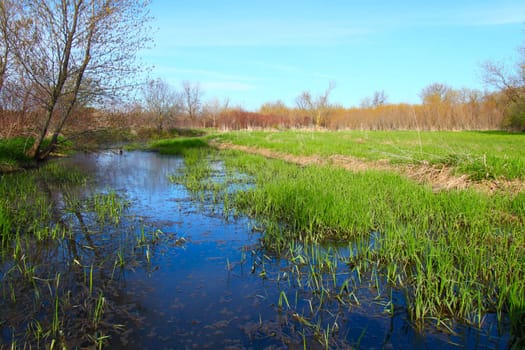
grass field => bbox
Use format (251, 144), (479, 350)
(211, 130), (525, 181)
(220, 150), (524, 325)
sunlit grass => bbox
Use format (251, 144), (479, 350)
(170, 144), (524, 339)
(212, 130), (525, 180)
(148, 137), (210, 155)
(230, 152), (523, 329)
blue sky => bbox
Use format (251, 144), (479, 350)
(142, 0), (525, 110)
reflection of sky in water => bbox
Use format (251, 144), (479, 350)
(76, 152), (185, 215)
(62, 151), (511, 349)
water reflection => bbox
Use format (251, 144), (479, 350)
(57, 151), (511, 349)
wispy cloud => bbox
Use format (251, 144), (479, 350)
(312, 72), (337, 80)
(452, 4), (525, 26)
(157, 67), (259, 83)
(252, 62), (302, 73)
(151, 67), (258, 91)
(332, 2), (525, 30)
(250, 61), (335, 83)
(390, 3), (525, 27)
(159, 18), (370, 47)
(201, 81), (256, 92)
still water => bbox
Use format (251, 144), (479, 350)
(3, 150), (510, 349)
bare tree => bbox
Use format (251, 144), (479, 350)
(360, 90), (388, 108)
(482, 61), (524, 104)
(419, 83), (455, 105)
(0, 1), (28, 111)
(202, 97), (229, 128)
(372, 90), (388, 107)
(7, 0), (151, 160)
(0, 0), (13, 100)
(295, 81), (335, 127)
(181, 80), (203, 124)
(142, 78), (180, 131)
(482, 40), (525, 130)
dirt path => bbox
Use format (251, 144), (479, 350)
(214, 142), (524, 194)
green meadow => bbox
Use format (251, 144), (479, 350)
(212, 130), (525, 181)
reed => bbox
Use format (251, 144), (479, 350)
(91, 191), (127, 225)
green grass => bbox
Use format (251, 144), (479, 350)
(0, 136), (76, 170)
(0, 164), (75, 247)
(168, 143), (524, 338)
(90, 191), (128, 225)
(228, 151), (524, 332)
(211, 130), (525, 180)
(147, 137), (211, 155)
(0, 137), (33, 171)
(0, 137), (33, 160)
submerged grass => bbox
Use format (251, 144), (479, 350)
(91, 191), (128, 225)
(0, 160), (166, 349)
(168, 141), (524, 346)
(0, 162), (85, 248)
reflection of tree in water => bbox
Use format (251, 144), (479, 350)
(0, 182), (167, 348)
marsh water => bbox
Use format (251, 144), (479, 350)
(1, 150), (512, 349)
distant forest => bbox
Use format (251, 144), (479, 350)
(1, 0), (524, 142)
(0, 82), (519, 137)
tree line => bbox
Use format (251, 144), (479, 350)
(1, 75), (520, 140)
(1, 1), (523, 161)
(52, 77), (516, 133)
(59, 35), (525, 133)
(113, 35), (525, 132)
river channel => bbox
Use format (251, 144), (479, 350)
(1, 150), (511, 349)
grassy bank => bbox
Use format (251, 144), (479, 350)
(0, 137), (34, 172)
(224, 151), (524, 325)
(212, 130), (525, 181)
(146, 137), (210, 155)
(162, 134), (524, 346)
(0, 128), (205, 171)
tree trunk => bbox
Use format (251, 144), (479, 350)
(26, 0), (91, 161)
(26, 107), (54, 159)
